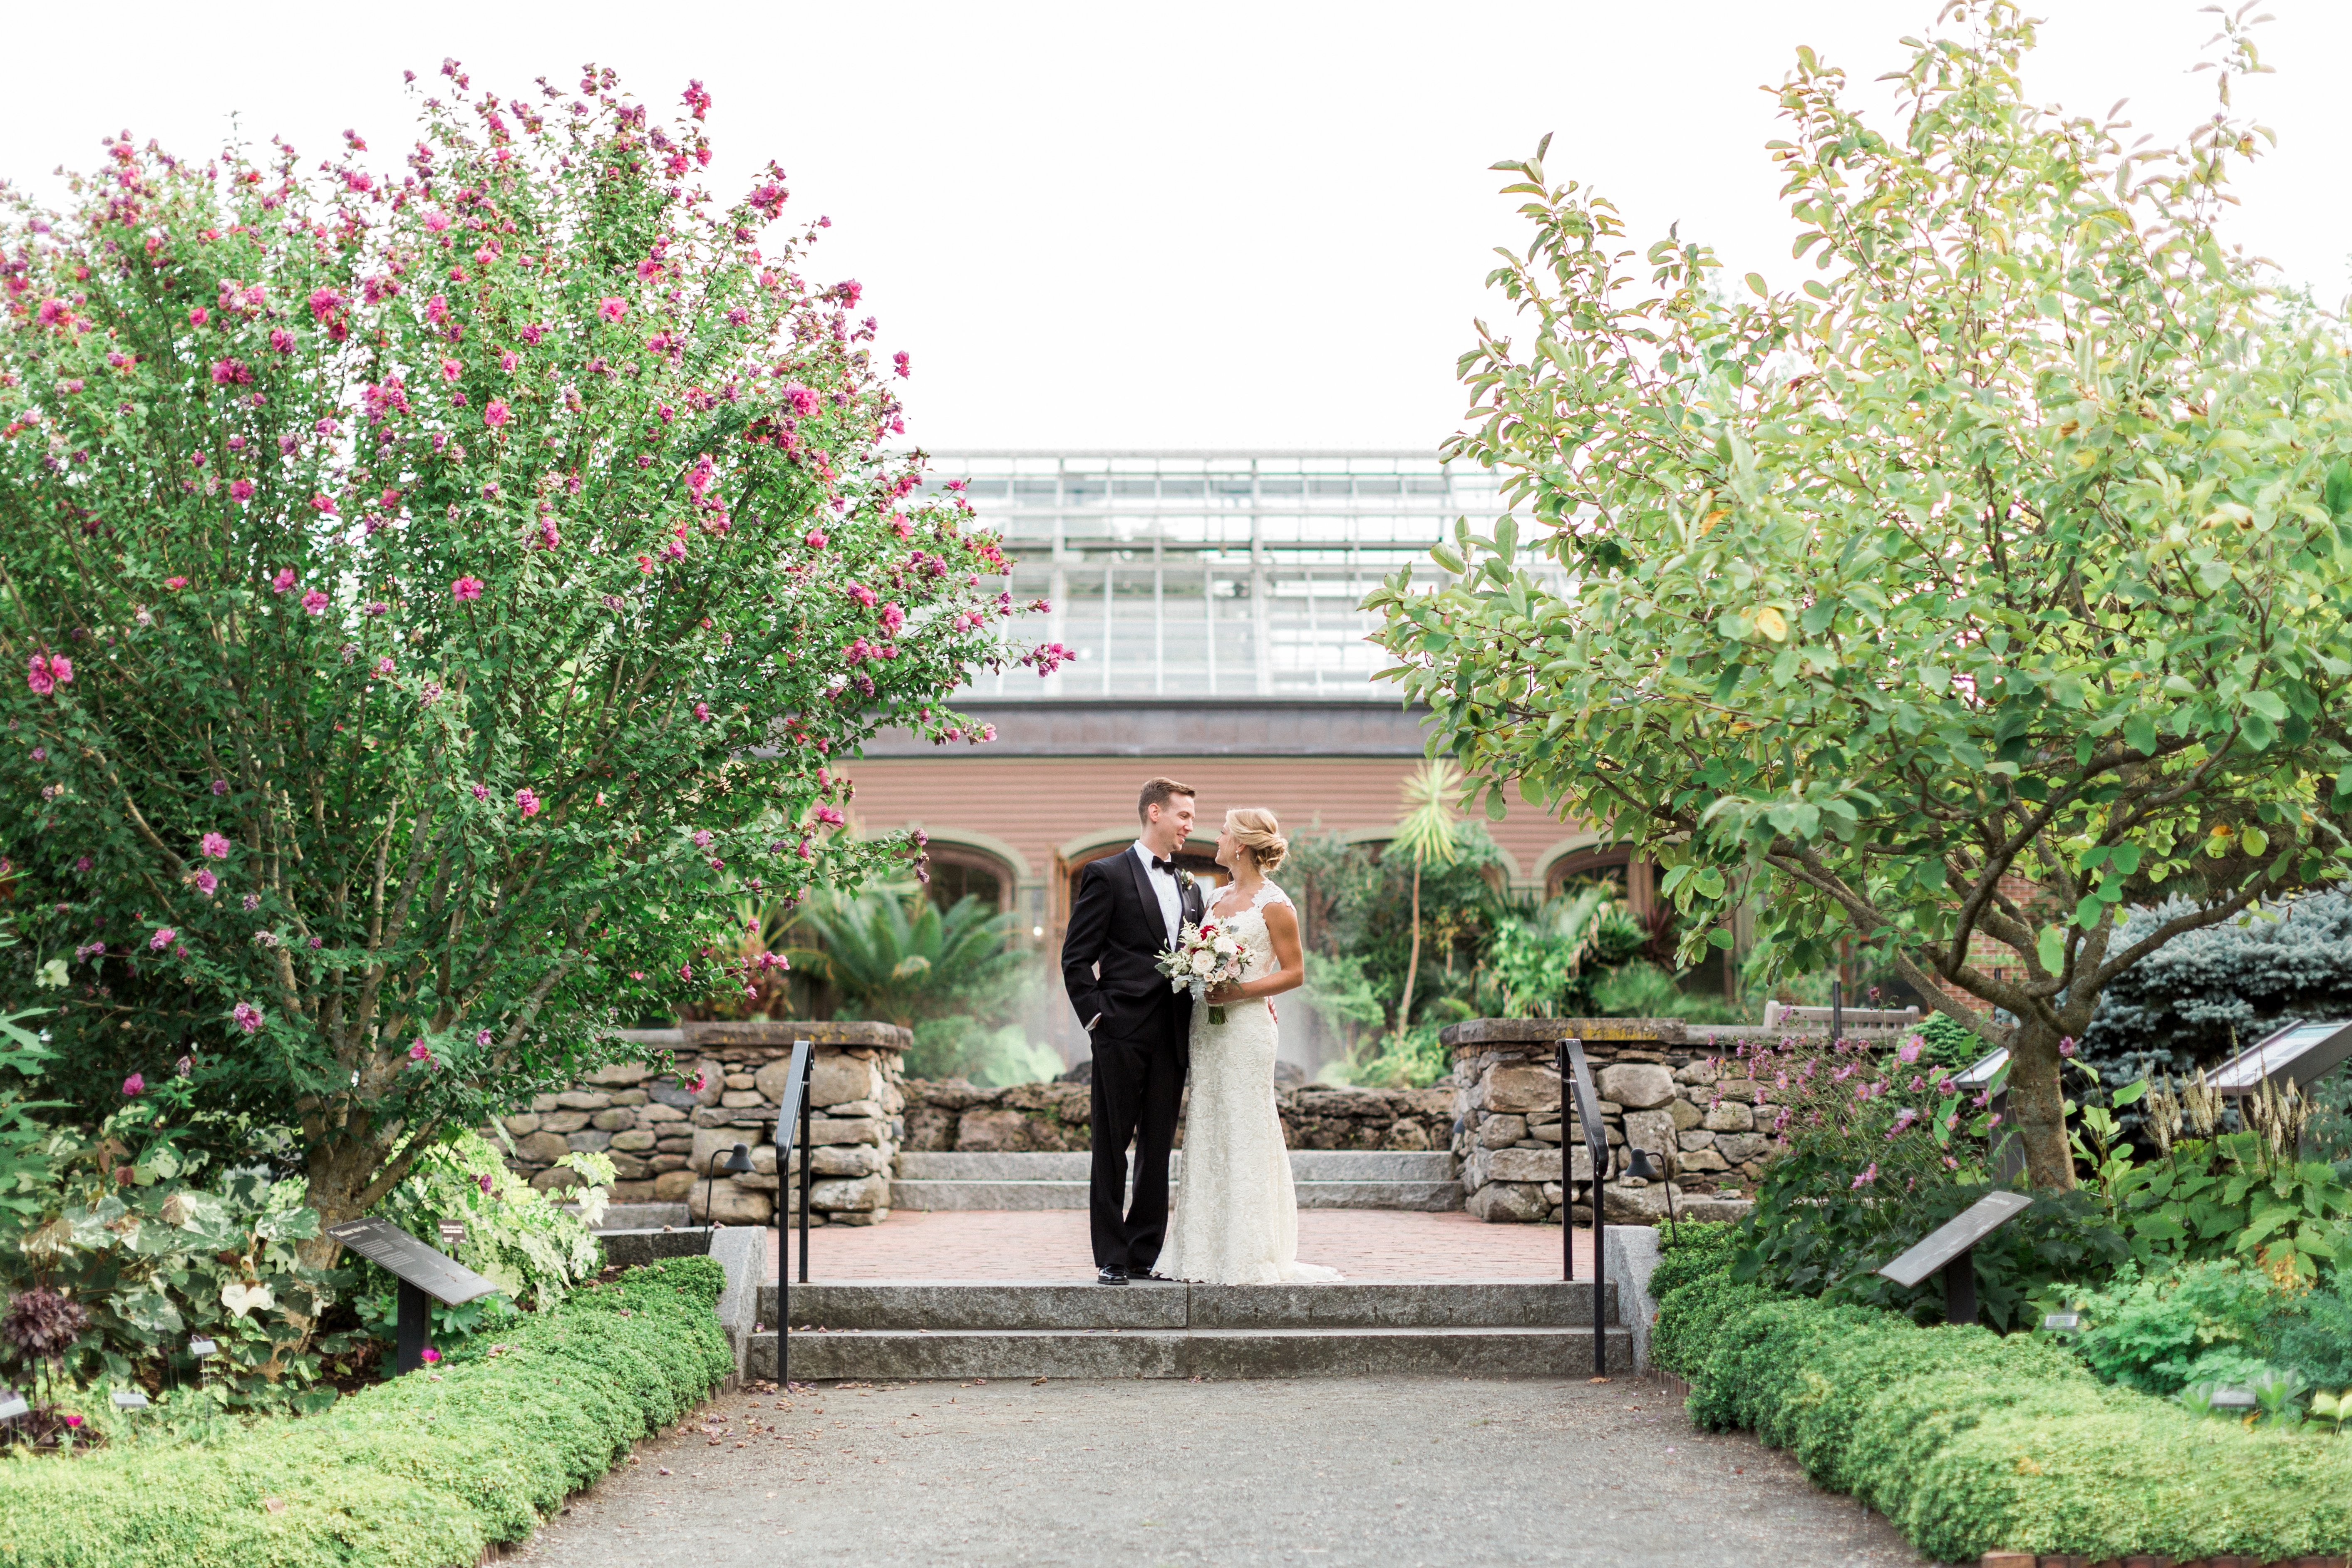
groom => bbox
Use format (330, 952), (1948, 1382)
(1062, 777), (1205, 1284)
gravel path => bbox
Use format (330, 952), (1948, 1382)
(506, 1374), (1931, 1568)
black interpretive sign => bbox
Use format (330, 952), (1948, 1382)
(1877, 1190), (2032, 1288)
(327, 1218), (502, 1305)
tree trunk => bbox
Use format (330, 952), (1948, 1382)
(1397, 864), (1424, 1048)
(295, 1136), (392, 1270)
(2007, 1018), (2075, 1191)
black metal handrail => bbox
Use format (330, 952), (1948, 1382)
(770, 1038), (814, 1386)
(1557, 1037), (1613, 1374)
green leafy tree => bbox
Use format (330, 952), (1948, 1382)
(0, 64), (1053, 1254)
(1367, 5), (2352, 1188)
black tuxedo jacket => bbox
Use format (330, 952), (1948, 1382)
(1062, 849), (1204, 1045)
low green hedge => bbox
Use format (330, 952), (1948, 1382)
(0, 1257), (733, 1568)
(1652, 1225), (2352, 1562)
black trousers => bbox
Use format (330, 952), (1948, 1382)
(1088, 1022), (1186, 1271)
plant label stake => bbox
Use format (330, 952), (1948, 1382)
(327, 1217), (503, 1374)
(1875, 1190), (2032, 1326)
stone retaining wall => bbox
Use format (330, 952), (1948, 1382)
(899, 1079), (1457, 1153)
(489, 1022), (909, 1227)
(1444, 1018), (1779, 1226)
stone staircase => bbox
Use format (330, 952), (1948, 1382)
(891, 1150), (1461, 1212)
(748, 1278), (1626, 1381)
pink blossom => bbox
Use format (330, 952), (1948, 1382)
(596, 296), (628, 323)
(834, 279), (863, 307)
(1850, 1162), (1878, 1189)
(123, 1073), (145, 1097)
(166, 577), (188, 590)
(210, 357), (252, 386)
(847, 584), (877, 609)
(880, 602), (906, 634)
(420, 1347), (441, 1365)
(475, 1028), (493, 1048)
(269, 328), (295, 353)
(693, 702), (711, 722)
(200, 832), (231, 859)
(149, 928), (175, 952)
(2059, 1036), (2077, 1058)
(521, 322), (545, 345)
(516, 787), (540, 818)
(781, 383), (818, 417)
(232, 1001), (262, 1033)
(272, 567), (298, 594)
(25, 654), (72, 695)
(1898, 1036), (1922, 1064)
(301, 589), (330, 615)
(440, 357), (462, 382)
(375, 657), (395, 677)
(499, 350), (518, 373)
(804, 529), (828, 550)
(484, 399), (511, 429)
(188, 306), (209, 327)
(422, 681), (442, 705)
(195, 870), (218, 896)
(893, 351), (911, 378)
(409, 1039), (431, 1061)
(424, 294), (450, 325)
(815, 806), (846, 827)
(452, 576), (484, 601)
(308, 288), (345, 323)
(477, 1173), (494, 1194)
(424, 209), (451, 232)
(471, 783), (489, 801)
(229, 479), (255, 501)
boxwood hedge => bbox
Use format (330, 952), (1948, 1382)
(1651, 1224), (2352, 1562)
(0, 1256), (733, 1568)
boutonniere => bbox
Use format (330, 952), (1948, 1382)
(1176, 869), (1198, 893)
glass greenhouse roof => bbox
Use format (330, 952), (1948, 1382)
(924, 452), (1549, 701)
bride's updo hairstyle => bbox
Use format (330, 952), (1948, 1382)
(1226, 808), (1288, 872)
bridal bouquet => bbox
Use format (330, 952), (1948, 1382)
(1158, 919), (1246, 1025)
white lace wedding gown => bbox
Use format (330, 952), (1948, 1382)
(1153, 880), (1342, 1285)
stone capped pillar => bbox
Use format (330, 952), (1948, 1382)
(680, 1021), (910, 1227)
(1442, 1016), (1756, 1226)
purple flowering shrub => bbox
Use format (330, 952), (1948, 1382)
(1727, 1032), (2126, 1326)
(0, 63), (1058, 1248)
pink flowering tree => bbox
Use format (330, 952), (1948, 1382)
(0, 64), (1054, 1250)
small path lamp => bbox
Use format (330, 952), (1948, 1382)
(701, 1143), (755, 1256)
(1624, 1145), (1679, 1246)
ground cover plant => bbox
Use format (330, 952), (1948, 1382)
(0, 62), (1060, 1250)
(1368, 0), (2352, 1191)
(0, 1257), (731, 1566)
(1652, 1223), (2352, 1562)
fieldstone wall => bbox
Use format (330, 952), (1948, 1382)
(490, 1021), (910, 1227)
(899, 1079), (1457, 1154)
(1444, 1018), (1775, 1226)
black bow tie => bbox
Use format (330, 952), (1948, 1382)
(1150, 857), (1177, 875)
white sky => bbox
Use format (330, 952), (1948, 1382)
(5, 2), (2347, 457)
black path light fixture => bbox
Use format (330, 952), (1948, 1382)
(1624, 1144), (1680, 1246)
(700, 1142), (756, 1256)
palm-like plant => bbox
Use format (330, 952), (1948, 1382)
(1389, 760), (1466, 1047)
(791, 887), (1029, 1029)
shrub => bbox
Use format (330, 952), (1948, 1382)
(1652, 1243), (2352, 1561)
(0, 1257), (731, 1567)
(2066, 1258), (2352, 1397)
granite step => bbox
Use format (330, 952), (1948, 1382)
(894, 1151), (1457, 1182)
(749, 1325), (1632, 1381)
(889, 1150), (1464, 1213)
(757, 1280), (1613, 1330)
(746, 1279), (1625, 1381)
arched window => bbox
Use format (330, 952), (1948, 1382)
(925, 851), (1009, 914)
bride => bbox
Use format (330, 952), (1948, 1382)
(1151, 808), (1342, 1285)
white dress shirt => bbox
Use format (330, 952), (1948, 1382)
(1132, 840), (1183, 947)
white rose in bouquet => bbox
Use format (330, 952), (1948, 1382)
(1190, 948), (1218, 976)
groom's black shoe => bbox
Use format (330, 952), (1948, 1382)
(1096, 1264), (1128, 1285)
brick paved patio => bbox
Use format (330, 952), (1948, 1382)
(762, 1209), (1596, 1282)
